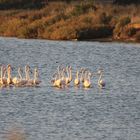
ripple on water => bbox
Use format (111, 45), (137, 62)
(0, 37), (140, 140)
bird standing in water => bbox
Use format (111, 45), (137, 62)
(97, 69), (105, 88)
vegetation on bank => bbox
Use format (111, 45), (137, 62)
(0, 1), (140, 42)
(0, 0), (46, 9)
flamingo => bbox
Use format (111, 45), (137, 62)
(97, 69), (105, 88)
(12, 67), (27, 87)
(65, 66), (72, 85)
(83, 71), (92, 88)
(33, 67), (41, 85)
(53, 74), (62, 88)
(52, 66), (62, 88)
(24, 65), (34, 86)
(68, 66), (72, 83)
(25, 65), (31, 81)
(7, 64), (13, 85)
(74, 70), (80, 86)
(80, 68), (86, 83)
(51, 72), (57, 84)
(61, 67), (66, 85)
(0, 65), (7, 86)
(2, 66), (7, 85)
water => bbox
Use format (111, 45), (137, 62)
(0, 37), (140, 140)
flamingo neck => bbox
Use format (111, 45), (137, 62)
(76, 71), (79, 79)
(57, 67), (61, 80)
(34, 69), (38, 81)
(66, 67), (69, 78)
(58, 71), (61, 80)
(18, 68), (23, 80)
(25, 67), (27, 80)
(7, 67), (11, 79)
(3, 69), (6, 79)
(98, 72), (102, 83)
(27, 71), (30, 80)
(88, 73), (91, 82)
(61, 70), (64, 81)
(80, 70), (84, 81)
(69, 69), (72, 81)
(84, 71), (88, 81)
(25, 65), (31, 80)
(25, 69), (30, 80)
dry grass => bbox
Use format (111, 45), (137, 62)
(0, 1), (140, 41)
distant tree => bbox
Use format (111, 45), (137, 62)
(114, 0), (139, 4)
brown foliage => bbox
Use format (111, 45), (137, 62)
(0, 2), (140, 40)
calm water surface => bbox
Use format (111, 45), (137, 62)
(0, 37), (140, 140)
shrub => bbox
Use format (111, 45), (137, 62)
(71, 2), (95, 16)
(50, 26), (77, 40)
(82, 16), (93, 24)
(0, 18), (26, 36)
(77, 25), (113, 39)
(18, 24), (39, 38)
(125, 27), (136, 37)
(98, 12), (112, 24)
(113, 16), (131, 38)
(45, 13), (67, 26)
(118, 16), (131, 27)
(135, 31), (140, 41)
(0, 1), (140, 41)
(109, 17), (118, 27)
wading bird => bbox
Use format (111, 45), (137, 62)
(74, 70), (80, 86)
(97, 69), (105, 88)
(83, 71), (92, 88)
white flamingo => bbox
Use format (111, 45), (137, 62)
(74, 70), (80, 86)
(24, 65), (34, 86)
(97, 69), (105, 88)
(12, 67), (27, 87)
(83, 71), (92, 88)
(52, 66), (62, 88)
(80, 68), (86, 83)
(33, 67), (41, 85)
(68, 66), (72, 83)
(65, 66), (72, 85)
(0, 65), (7, 86)
(7, 64), (13, 85)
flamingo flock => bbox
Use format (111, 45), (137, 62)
(51, 65), (105, 89)
(0, 64), (105, 89)
(0, 64), (41, 87)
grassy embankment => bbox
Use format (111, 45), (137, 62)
(0, 1), (140, 42)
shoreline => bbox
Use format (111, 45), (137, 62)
(0, 36), (139, 44)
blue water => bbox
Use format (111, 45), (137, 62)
(0, 37), (140, 140)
